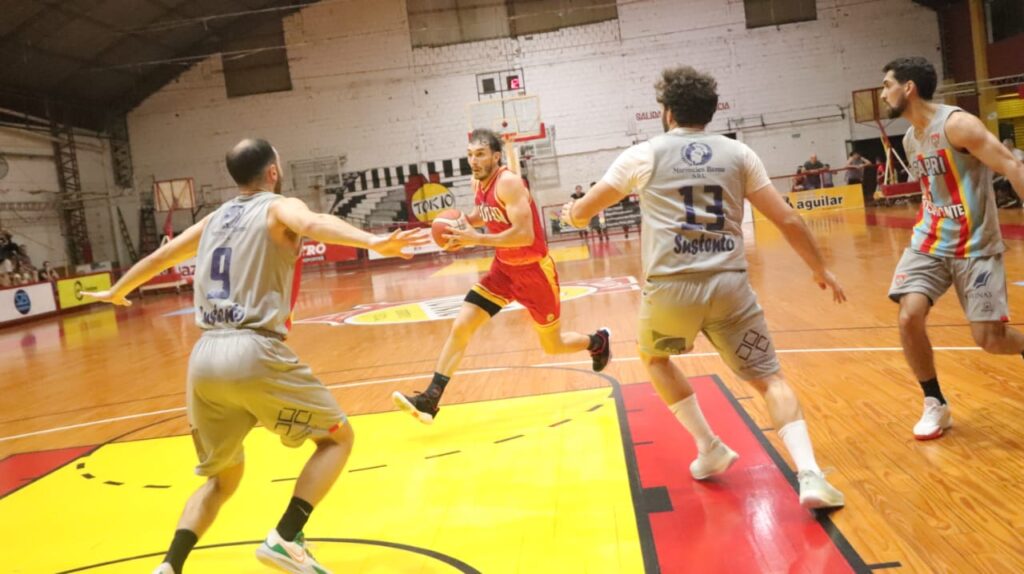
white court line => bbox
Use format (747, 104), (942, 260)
(0, 346), (984, 443)
(0, 407), (186, 443)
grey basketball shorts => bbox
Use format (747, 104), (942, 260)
(888, 248), (1009, 322)
(638, 271), (781, 380)
(187, 329), (347, 476)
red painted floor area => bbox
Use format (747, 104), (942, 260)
(0, 445), (94, 498)
(623, 378), (858, 574)
(866, 211), (1024, 240)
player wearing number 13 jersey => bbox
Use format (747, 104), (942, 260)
(565, 67), (847, 509)
(84, 138), (427, 574)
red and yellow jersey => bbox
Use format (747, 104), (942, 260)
(474, 166), (548, 265)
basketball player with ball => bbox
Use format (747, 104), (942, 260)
(392, 128), (611, 423)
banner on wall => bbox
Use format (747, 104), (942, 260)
(754, 184), (865, 220)
(175, 258), (197, 283)
(300, 241), (359, 265)
(408, 178), (457, 222)
(0, 283), (58, 324)
(56, 272), (112, 310)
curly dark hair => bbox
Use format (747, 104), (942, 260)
(468, 128), (504, 154)
(883, 57), (937, 100)
(655, 66), (719, 127)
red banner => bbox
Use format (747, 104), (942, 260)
(300, 241), (358, 265)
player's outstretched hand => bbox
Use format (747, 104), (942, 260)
(559, 200), (583, 228)
(813, 269), (847, 303)
(372, 228), (431, 260)
(83, 289), (132, 307)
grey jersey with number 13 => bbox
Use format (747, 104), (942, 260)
(642, 131), (761, 278)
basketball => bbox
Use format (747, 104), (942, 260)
(431, 208), (467, 251)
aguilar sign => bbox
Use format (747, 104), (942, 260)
(753, 184), (865, 220)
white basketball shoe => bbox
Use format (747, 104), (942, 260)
(913, 397), (952, 440)
(798, 470), (845, 509)
(690, 437), (739, 480)
(256, 529), (331, 574)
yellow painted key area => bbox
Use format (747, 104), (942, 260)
(1, 388), (643, 574)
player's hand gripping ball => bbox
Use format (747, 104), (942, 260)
(431, 209), (469, 252)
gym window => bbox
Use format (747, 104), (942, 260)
(743, 0), (817, 29)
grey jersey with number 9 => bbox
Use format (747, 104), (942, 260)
(193, 191), (298, 336)
(605, 130), (769, 278)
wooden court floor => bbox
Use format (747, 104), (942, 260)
(2, 205), (1024, 573)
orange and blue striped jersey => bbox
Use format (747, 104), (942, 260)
(904, 105), (1003, 258)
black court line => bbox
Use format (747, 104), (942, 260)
(710, 374), (877, 574)
(21, 373), (615, 494)
(633, 441), (654, 446)
(596, 368), (661, 574)
(866, 563), (902, 570)
(143, 484), (171, 489)
(736, 396), (753, 400)
(349, 464), (388, 473)
(11, 414), (186, 499)
(57, 537), (482, 573)
(494, 434), (524, 444)
(425, 450), (461, 459)
(640, 486), (673, 514)
(271, 477), (298, 483)
(1, 413), (185, 500)
(587, 404), (604, 412)
(103, 480), (123, 486)
(548, 418), (571, 427)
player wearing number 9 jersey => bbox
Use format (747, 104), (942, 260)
(84, 138), (427, 574)
(564, 66), (847, 510)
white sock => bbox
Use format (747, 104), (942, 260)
(669, 394), (715, 453)
(778, 420), (821, 474)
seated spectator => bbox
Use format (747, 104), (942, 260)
(0, 272), (11, 288)
(821, 164), (834, 188)
(803, 154), (825, 189)
(792, 167), (807, 191)
(844, 151), (871, 185)
(12, 261), (33, 285)
(38, 261), (60, 282)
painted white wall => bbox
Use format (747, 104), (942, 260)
(0, 128), (119, 269)
(120, 0), (939, 228)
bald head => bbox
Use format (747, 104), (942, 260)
(226, 138), (280, 191)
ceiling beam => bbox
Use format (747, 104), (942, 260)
(113, 0), (311, 114)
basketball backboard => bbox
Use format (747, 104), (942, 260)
(154, 178), (196, 212)
(467, 95), (545, 142)
(852, 87), (891, 125)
